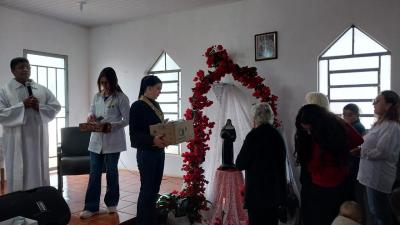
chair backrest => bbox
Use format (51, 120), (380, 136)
(60, 127), (91, 157)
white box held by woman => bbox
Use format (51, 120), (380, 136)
(150, 120), (194, 145)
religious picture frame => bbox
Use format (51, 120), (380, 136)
(255, 31), (278, 61)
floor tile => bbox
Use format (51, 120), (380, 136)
(0, 169), (182, 225)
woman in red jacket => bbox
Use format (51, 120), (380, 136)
(295, 104), (363, 225)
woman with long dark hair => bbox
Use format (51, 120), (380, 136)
(129, 75), (167, 225)
(357, 90), (400, 225)
(80, 67), (130, 219)
(295, 104), (363, 225)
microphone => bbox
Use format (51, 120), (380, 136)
(26, 81), (33, 97)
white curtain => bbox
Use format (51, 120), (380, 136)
(280, 128), (301, 225)
(204, 83), (254, 202)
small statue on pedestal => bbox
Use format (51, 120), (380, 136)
(220, 119), (236, 170)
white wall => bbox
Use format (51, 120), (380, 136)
(0, 5), (90, 133)
(89, 0), (400, 176)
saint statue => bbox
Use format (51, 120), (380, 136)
(220, 119), (236, 169)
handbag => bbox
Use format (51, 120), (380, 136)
(0, 186), (71, 225)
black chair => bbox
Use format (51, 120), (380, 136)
(57, 127), (105, 192)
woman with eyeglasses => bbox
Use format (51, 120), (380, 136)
(357, 90), (400, 225)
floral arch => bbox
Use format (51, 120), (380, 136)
(179, 45), (279, 222)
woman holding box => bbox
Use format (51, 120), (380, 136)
(129, 75), (167, 225)
(80, 67), (130, 219)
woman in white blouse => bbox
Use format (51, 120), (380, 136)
(80, 67), (130, 219)
(357, 90), (400, 225)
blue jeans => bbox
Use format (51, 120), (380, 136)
(136, 149), (165, 225)
(366, 187), (394, 225)
(84, 152), (120, 212)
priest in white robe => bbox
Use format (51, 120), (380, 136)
(0, 57), (61, 193)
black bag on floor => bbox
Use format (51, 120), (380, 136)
(0, 186), (70, 225)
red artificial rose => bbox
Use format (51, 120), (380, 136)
(184, 109), (194, 120)
(197, 70), (205, 79)
(180, 45), (279, 221)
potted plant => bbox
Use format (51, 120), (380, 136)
(156, 191), (212, 225)
(156, 191), (189, 224)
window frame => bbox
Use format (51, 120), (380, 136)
(318, 25), (391, 128)
(148, 51), (182, 155)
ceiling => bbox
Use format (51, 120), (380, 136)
(0, 0), (239, 27)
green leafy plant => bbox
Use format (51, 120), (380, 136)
(156, 191), (213, 224)
(156, 192), (188, 218)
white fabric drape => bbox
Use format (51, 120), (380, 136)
(281, 127), (301, 225)
(204, 83), (254, 202)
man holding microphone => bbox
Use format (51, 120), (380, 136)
(0, 57), (61, 193)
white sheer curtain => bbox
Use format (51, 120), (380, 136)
(204, 83), (254, 202)
(280, 127), (301, 225)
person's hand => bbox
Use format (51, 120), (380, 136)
(153, 135), (167, 148)
(87, 114), (96, 123)
(31, 97), (39, 111)
(102, 123), (112, 133)
(350, 147), (361, 156)
(23, 96), (39, 111)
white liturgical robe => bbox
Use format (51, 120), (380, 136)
(0, 79), (61, 192)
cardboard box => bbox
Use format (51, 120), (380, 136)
(150, 120), (194, 145)
(79, 122), (111, 133)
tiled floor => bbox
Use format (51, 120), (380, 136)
(1, 170), (183, 225)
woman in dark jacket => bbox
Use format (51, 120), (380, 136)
(236, 102), (287, 225)
(129, 75), (167, 225)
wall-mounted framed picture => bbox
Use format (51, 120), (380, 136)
(255, 31), (278, 61)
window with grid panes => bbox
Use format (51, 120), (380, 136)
(24, 49), (68, 170)
(148, 52), (181, 154)
(318, 25), (391, 129)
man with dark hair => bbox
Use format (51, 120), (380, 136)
(0, 57), (61, 192)
(10, 57), (29, 71)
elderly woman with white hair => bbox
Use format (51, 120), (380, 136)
(305, 92), (330, 110)
(235, 102), (287, 225)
